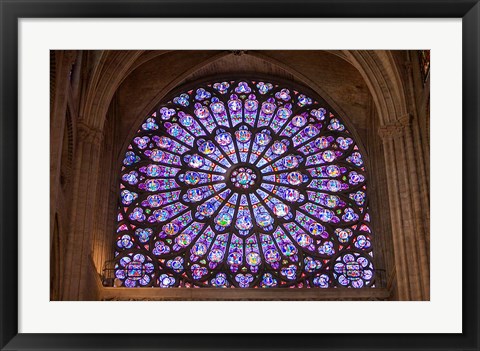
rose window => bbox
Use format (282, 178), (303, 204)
(114, 79), (375, 289)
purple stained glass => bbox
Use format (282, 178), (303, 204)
(113, 78), (375, 289)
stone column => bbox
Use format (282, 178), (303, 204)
(62, 121), (104, 300)
(50, 51), (77, 239)
(379, 115), (430, 300)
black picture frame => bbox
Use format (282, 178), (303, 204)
(1, 1), (478, 350)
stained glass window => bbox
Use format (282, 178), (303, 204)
(114, 79), (375, 289)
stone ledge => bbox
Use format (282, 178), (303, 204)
(99, 286), (391, 301)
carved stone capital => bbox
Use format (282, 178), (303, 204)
(378, 124), (403, 140)
(378, 114), (412, 141)
(398, 113), (412, 127)
(77, 121), (103, 146)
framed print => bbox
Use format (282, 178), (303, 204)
(1, 0), (479, 350)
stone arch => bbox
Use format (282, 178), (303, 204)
(97, 50), (397, 298)
(80, 50), (144, 130)
(118, 51), (370, 171)
(55, 50), (428, 301)
(78, 49), (410, 136)
(341, 50), (409, 126)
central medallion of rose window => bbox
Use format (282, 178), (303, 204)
(230, 167), (257, 189)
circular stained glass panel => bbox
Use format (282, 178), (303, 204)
(114, 79), (374, 289)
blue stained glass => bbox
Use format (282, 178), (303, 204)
(114, 78), (374, 289)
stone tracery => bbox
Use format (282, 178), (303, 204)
(114, 78), (375, 289)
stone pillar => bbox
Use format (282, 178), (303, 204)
(91, 100), (119, 277)
(50, 51), (77, 239)
(379, 115), (430, 300)
(62, 121), (104, 300)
